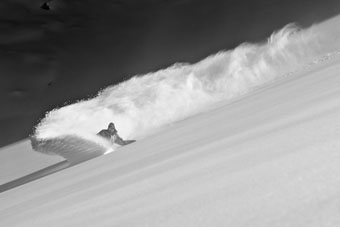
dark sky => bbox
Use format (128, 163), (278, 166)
(1, 0), (340, 147)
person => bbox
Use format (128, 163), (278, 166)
(97, 122), (135, 146)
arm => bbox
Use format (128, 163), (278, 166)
(113, 134), (136, 146)
(97, 130), (111, 139)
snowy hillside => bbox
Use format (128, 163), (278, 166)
(1, 14), (340, 227)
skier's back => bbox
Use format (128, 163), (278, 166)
(97, 122), (135, 146)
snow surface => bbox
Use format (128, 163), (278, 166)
(0, 140), (63, 185)
(1, 15), (340, 227)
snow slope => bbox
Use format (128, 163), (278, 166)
(1, 37), (340, 227)
(0, 140), (63, 185)
(1, 15), (340, 227)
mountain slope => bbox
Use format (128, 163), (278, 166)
(1, 52), (340, 226)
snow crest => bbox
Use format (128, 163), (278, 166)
(33, 23), (339, 155)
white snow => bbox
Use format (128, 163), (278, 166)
(0, 140), (63, 185)
(1, 15), (340, 227)
(33, 17), (340, 158)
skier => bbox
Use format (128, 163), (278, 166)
(97, 122), (135, 146)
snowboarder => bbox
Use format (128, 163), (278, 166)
(97, 122), (135, 146)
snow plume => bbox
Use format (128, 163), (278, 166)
(33, 22), (339, 157)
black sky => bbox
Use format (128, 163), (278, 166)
(1, 0), (340, 147)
